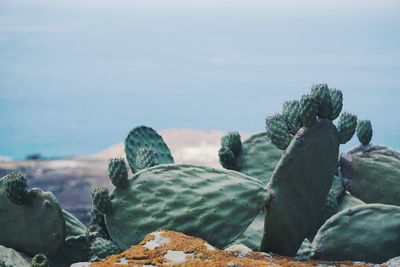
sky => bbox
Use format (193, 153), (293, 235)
(0, 0), (399, 158)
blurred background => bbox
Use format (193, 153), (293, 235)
(1, 0), (399, 159)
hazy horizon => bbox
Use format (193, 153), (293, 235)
(1, 0), (399, 159)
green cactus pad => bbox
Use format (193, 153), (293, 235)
(221, 132), (242, 156)
(260, 118), (339, 256)
(50, 235), (89, 267)
(312, 204), (400, 263)
(108, 158), (128, 189)
(135, 147), (157, 171)
(90, 237), (121, 262)
(31, 254), (48, 267)
(340, 145), (400, 206)
(0, 177), (65, 256)
(282, 100), (302, 135)
(310, 84), (333, 118)
(337, 192), (365, 212)
(62, 209), (87, 237)
(124, 126), (173, 172)
(0, 245), (31, 267)
(231, 209), (265, 251)
(91, 187), (112, 215)
(299, 95), (318, 127)
(4, 172), (30, 205)
(356, 119), (373, 146)
(218, 146), (238, 170)
(328, 89), (343, 120)
(265, 114), (292, 150)
(104, 164), (270, 249)
(336, 112), (357, 144)
(295, 239), (313, 260)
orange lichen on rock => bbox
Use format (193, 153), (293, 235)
(90, 230), (371, 267)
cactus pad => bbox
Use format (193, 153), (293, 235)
(265, 114), (292, 150)
(340, 145), (400, 206)
(0, 177), (65, 256)
(108, 158), (128, 189)
(312, 204), (400, 263)
(260, 118), (339, 256)
(337, 192), (365, 212)
(135, 147), (157, 171)
(299, 95), (318, 127)
(336, 112), (357, 144)
(328, 89), (343, 120)
(4, 172), (30, 205)
(104, 164), (270, 249)
(90, 237), (121, 262)
(282, 100), (302, 135)
(91, 188), (112, 215)
(124, 126), (173, 172)
(221, 132), (242, 156)
(231, 209), (265, 251)
(218, 146), (238, 170)
(356, 119), (373, 145)
(310, 84), (333, 118)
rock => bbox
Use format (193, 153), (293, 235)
(88, 230), (378, 267)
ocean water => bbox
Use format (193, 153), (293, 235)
(0, 0), (399, 159)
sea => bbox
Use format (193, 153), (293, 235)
(1, 0), (399, 159)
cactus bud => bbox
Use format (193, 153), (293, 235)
(108, 158), (128, 189)
(311, 84), (333, 118)
(31, 254), (49, 267)
(135, 147), (157, 171)
(91, 188), (112, 215)
(356, 119), (373, 146)
(221, 132), (242, 157)
(282, 100), (302, 135)
(328, 89), (343, 120)
(337, 112), (357, 144)
(299, 95), (318, 127)
(4, 172), (30, 205)
(218, 146), (238, 170)
(265, 114), (292, 150)
(90, 237), (120, 262)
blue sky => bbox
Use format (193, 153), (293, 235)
(0, 0), (399, 158)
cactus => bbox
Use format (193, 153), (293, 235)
(265, 114), (292, 150)
(356, 119), (373, 145)
(218, 132), (282, 184)
(90, 237), (120, 262)
(0, 245), (31, 267)
(282, 100), (302, 135)
(311, 204), (400, 263)
(124, 125), (173, 173)
(299, 94), (318, 127)
(295, 239), (313, 260)
(310, 84), (333, 118)
(91, 187), (112, 215)
(337, 112), (357, 144)
(103, 164), (270, 249)
(337, 192), (365, 212)
(31, 254), (48, 267)
(86, 205), (110, 243)
(62, 209), (87, 237)
(231, 209), (265, 251)
(221, 132), (242, 156)
(0, 175), (65, 256)
(340, 145), (400, 206)
(108, 158), (128, 189)
(328, 89), (343, 120)
(4, 172), (30, 205)
(135, 147), (157, 171)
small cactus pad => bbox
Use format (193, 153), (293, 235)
(336, 112), (357, 144)
(282, 100), (302, 135)
(135, 147), (157, 171)
(310, 84), (333, 118)
(312, 204), (400, 263)
(265, 114), (292, 150)
(62, 209), (87, 237)
(356, 119), (373, 145)
(299, 95), (318, 127)
(0, 245), (31, 267)
(337, 192), (365, 212)
(108, 158), (128, 189)
(232, 209), (265, 251)
(221, 132), (242, 157)
(31, 254), (48, 267)
(0, 177), (65, 256)
(260, 119), (339, 256)
(90, 237), (121, 262)
(91, 188), (112, 215)
(124, 126), (173, 172)
(4, 172), (30, 205)
(218, 146), (238, 170)
(340, 145), (400, 206)
(104, 164), (270, 249)
(328, 89), (343, 120)
(234, 133), (282, 184)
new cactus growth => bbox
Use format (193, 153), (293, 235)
(135, 147), (157, 171)
(31, 254), (48, 267)
(310, 84), (333, 118)
(218, 146), (238, 170)
(356, 119), (373, 145)
(108, 158), (128, 189)
(90, 237), (120, 262)
(265, 114), (292, 150)
(103, 164), (270, 249)
(336, 112), (357, 144)
(4, 172), (30, 205)
(282, 100), (302, 134)
(124, 126), (173, 173)
(328, 89), (343, 120)
(311, 204), (400, 263)
(299, 94), (318, 127)
(91, 188), (112, 215)
(221, 132), (242, 156)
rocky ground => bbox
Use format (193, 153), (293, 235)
(0, 129), (236, 224)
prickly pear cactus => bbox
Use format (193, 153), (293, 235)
(312, 204), (400, 263)
(62, 209), (87, 237)
(328, 89), (343, 120)
(135, 146), (157, 171)
(124, 126), (173, 172)
(260, 118), (340, 256)
(299, 94), (318, 127)
(104, 164), (270, 249)
(4, 172), (30, 205)
(230, 209), (265, 251)
(310, 84), (332, 118)
(356, 119), (373, 146)
(337, 192), (365, 212)
(92, 187), (112, 215)
(336, 112), (357, 144)
(0, 245), (30, 267)
(340, 145), (400, 206)
(108, 158), (128, 189)
(0, 175), (65, 256)
(295, 239), (313, 260)
(265, 114), (292, 150)
(90, 237), (121, 262)
(282, 100), (302, 135)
